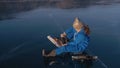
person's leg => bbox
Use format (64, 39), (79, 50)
(55, 45), (80, 55)
(55, 46), (68, 55)
(42, 44), (79, 57)
(42, 46), (67, 57)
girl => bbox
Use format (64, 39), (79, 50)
(42, 17), (90, 57)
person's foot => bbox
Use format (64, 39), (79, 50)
(42, 49), (56, 57)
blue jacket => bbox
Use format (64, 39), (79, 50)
(55, 27), (90, 55)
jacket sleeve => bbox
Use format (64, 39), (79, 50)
(65, 27), (74, 40)
(67, 34), (85, 46)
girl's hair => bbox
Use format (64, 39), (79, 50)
(83, 24), (90, 36)
(75, 17), (90, 35)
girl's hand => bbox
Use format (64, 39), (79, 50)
(62, 44), (67, 46)
(60, 32), (66, 37)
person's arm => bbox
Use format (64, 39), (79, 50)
(55, 34), (85, 55)
(64, 27), (75, 40)
(67, 34), (85, 46)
